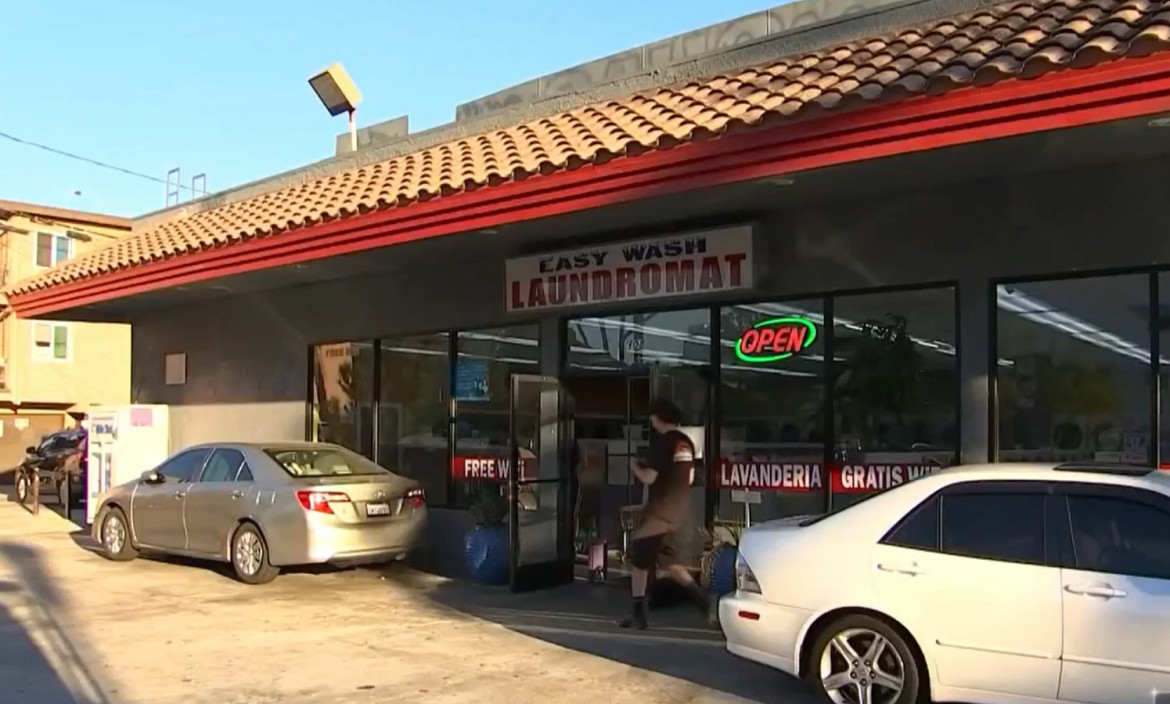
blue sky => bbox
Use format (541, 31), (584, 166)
(0, 0), (777, 217)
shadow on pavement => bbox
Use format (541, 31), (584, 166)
(382, 568), (818, 704)
(0, 542), (116, 703)
(71, 527), (373, 585)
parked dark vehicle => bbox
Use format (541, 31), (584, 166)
(15, 428), (87, 511)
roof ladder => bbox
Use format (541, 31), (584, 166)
(191, 173), (207, 199)
(165, 167), (182, 208)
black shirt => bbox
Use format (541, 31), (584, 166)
(643, 429), (695, 525)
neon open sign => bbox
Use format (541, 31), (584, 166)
(735, 316), (818, 363)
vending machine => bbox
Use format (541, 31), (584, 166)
(85, 405), (171, 524)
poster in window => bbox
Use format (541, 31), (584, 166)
(454, 359), (489, 402)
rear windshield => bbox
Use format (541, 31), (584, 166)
(264, 446), (391, 478)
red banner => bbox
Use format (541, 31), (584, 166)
(717, 459), (944, 494)
(454, 453), (944, 492)
(830, 463), (941, 493)
(717, 461), (823, 492)
(451, 455), (531, 482)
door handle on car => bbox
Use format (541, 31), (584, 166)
(231, 490), (244, 500)
(1065, 584), (1127, 598)
(172, 491), (184, 500)
(877, 562), (923, 576)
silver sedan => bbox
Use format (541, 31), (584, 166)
(91, 442), (428, 584)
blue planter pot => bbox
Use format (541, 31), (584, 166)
(709, 545), (738, 596)
(466, 524), (509, 585)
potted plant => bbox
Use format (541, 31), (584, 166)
(465, 487), (509, 585)
(704, 524), (742, 597)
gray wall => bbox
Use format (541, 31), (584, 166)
(132, 256), (511, 450)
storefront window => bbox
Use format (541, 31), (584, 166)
(718, 300), (827, 524)
(452, 325), (541, 506)
(831, 288), (957, 509)
(997, 275), (1151, 465)
(311, 342), (374, 457)
(378, 333), (451, 504)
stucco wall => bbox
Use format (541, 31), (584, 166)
(3, 214), (131, 409)
(11, 318), (131, 407)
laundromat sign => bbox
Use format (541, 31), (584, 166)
(505, 226), (755, 312)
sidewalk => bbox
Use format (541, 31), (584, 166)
(0, 499), (811, 704)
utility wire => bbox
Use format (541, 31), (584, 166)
(0, 130), (195, 192)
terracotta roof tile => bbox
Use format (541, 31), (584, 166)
(13, 0), (1170, 296)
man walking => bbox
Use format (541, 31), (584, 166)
(619, 397), (706, 630)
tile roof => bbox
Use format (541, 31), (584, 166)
(12, 0), (1170, 297)
(0, 200), (132, 230)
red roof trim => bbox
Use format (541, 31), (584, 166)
(14, 53), (1170, 318)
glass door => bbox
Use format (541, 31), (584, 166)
(509, 374), (575, 592)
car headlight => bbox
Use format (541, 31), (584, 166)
(736, 552), (761, 594)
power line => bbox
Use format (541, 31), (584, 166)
(0, 130), (195, 192)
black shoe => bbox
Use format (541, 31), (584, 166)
(618, 598), (648, 630)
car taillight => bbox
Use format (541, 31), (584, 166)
(406, 488), (425, 509)
(296, 490), (350, 514)
(736, 553), (762, 594)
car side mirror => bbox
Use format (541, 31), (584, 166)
(25, 446), (35, 455)
(141, 470), (163, 484)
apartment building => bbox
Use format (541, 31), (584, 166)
(0, 199), (131, 470)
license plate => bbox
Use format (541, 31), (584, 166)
(365, 502), (391, 517)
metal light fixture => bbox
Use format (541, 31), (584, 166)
(308, 63), (363, 153)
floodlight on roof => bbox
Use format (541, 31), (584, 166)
(308, 63), (363, 153)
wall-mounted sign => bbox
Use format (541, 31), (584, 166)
(505, 225), (755, 312)
(165, 353), (186, 386)
(735, 316), (817, 363)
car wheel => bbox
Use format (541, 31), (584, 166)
(805, 614), (922, 704)
(57, 477), (69, 509)
(230, 522), (280, 585)
(99, 507), (138, 562)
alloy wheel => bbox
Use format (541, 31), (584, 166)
(234, 530), (263, 576)
(103, 513), (126, 555)
(819, 627), (906, 704)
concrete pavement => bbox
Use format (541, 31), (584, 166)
(0, 499), (813, 704)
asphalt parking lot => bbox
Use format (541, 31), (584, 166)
(0, 500), (815, 704)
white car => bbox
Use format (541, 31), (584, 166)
(720, 462), (1170, 704)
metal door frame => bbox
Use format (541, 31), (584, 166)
(507, 374), (575, 592)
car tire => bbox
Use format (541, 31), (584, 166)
(14, 472), (29, 504)
(230, 522), (280, 585)
(805, 613), (922, 704)
(57, 477), (69, 510)
(98, 507), (138, 562)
